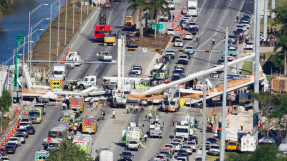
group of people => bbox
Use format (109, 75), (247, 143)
(260, 35), (278, 46)
(126, 104), (144, 114)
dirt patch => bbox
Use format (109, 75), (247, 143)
(28, 1), (94, 72)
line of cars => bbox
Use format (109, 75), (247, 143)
(3, 116), (36, 160)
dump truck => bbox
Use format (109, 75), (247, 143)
(73, 134), (93, 155)
(122, 121), (144, 151)
(81, 116), (98, 134)
(124, 16), (136, 30)
(149, 116), (164, 138)
(60, 110), (76, 130)
(70, 97), (84, 113)
(29, 106), (44, 124)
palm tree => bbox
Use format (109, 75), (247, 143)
(273, 32), (287, 73)
(47, 140), (93, 161)
(127, 0), (146, 38)
(147, 0), (168, 40)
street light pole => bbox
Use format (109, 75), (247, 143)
(49, 0), (60, 67)
(80, 0), (82, 24)
(202, 84), (207, 161)
(263, 0), (268, 38)
(220, 27), (228, 161)
(73, 0), (75, 34)
(65, 0), (67, 45)
(57, 0), (61, 56)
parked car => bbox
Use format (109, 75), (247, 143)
(228, 34), (237, 42)
(168, 2), (175, 10)
(171, 141), (181, 152)
(207, 137), (218, 144)
(14, 133), (26, 144)
(208, 144), (220, 156)
(166, 28), (175, 35)
(234, 28), (244, 35)
(246, 41), (254, 50)
(18, 121), (30, 129)
(120, 150), (133, 161)
(177, 149), (189, 158)
(5, 145), (15, 154)
(26, 126), (36, 135)
(7, 142), (17, 149)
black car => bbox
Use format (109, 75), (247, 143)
(234, 28), (244, 35)
(5, 145), (15, 154)
(244, 11), (252, 16)
(188, 27), (198, 35)
(188, 136), (198, 144)
(26, 126), (36, 135)
(120, 150), (133, 161)
(128, 71), (138, 77)
(7, 142), (18, 149)
(177, 149), (188, 157)
(172, 36), (181, 42)
(207, 137), (218, 144)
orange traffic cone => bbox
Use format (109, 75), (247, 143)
(184, 4), (186, 9)
(176, 27), (179, 31)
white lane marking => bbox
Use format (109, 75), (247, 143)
(124, 53), (137, 74)
(108, 9), (113, 24)
(122, 9), (126, 25)
(107, 65), (115, 76)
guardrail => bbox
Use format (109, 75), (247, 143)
(45, 6), (100, 76)
(0, 98), (36, 147)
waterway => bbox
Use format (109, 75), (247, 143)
(0, 0), (64, 65)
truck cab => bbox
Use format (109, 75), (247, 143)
(29, 107), (43, 124)
(187, 0), (198, 16)
(77, 75), (97, 90)
(53, 64), (67, 80)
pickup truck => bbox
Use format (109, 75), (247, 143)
(98, 52), (112, 62)
(127, 140), (139, 151)
(177, 54), (189, 65)
(131, 65), (142, 75)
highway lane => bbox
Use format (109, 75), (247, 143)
(8, 105), (63, 161)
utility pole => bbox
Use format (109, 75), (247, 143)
(253, 0), (257, 53)
(121, 35), (125, 80)
(263, 0), (268, 38)
(117, 35), (122, 90)
(65, 0), (67, 45)
(57, 0), (61, 56)
(219, 27), (228, 161)
(73, 0), (75, 34)
(253, 0), (261, 145)
(80, 0), (83, 24)
(271, 0), (275, 18)
(202, 84), (207, 161)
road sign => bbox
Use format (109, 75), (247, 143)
(227, 74), (247, 80)
(152, 23), (164, 29)
(222, 50), (232, 54)
(143, 48), (147, 52)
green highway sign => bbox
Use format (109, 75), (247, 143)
(152, 23), (164, 29)
(222, 51), (232, 54)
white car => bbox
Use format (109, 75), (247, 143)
(208, 144), (220, 156)
(228, 46), (236, 55)
(19, 121), (30, 129)
(163, 144), (175, 152)
(184, 33), (193, 40)
(8, 137), (21, 146)
(171, 141), (181, 151)
(154, 154), (169, 161)
(186, 141), (197, 152)
(14, 132), (26, 144)
(181, 145), (193, 155)
(168, 2), (175, 9)
(240, 22), (250, 29)
(65, 59), (76, 68)
(174, 39), (183, 47)
(227, 56), (233, 61)
(236, 24), (247, 31)
(131, 65), (142, 75)
(246, 41), (253, 50)
(188, 22), (198, 29)
(165, 50), (176, 59)
(185, 46), (194, 54)
(181, 21), (189, 29)
(166, 28), (175, 35)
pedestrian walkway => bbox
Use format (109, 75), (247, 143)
(91, 109), (130, 158)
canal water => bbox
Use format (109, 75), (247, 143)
(0, 0), (64, 64)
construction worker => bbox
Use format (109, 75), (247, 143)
(172, 117), (176, 127)
(126, 105), (129, 114)
(133, 105), (136, 114)
(200, 108), (203, 116)
(112, 110), (116, 119)
(196, 34), (199, 42)
(149, 112), (152, 121)
(212, 37), (215, 45)
(145, 112), (148, 121)
(144, 133), (148, 142)
(207, 117), (210, 124)
(241, 122), (244, 131)
(101, 111), (105, 120)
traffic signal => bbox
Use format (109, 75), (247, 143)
(127, 48), (137, 51)
(178, 49), (185, 52)
(204, 50), (211, 53)
(155, 48), (162, 52)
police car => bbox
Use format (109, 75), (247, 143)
(184, 32), (193, 40)
(130, 65), (142, 75)
(174, 39), (183, 47)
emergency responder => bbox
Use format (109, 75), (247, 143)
(172, 117), (176, 127)
(136, 105), (139, 114)
(153, 106), (156, 115)
(112, 110), (116, 119)
(144, 133), (148, 142)
(89, 98), (93, 108)
(101, 111), (105, 120)
(62, 102), (67, 110)
(241, 122), (244, 131)
(145, 112), (148, 121)
(200, 108), (203, 116)
(43, 142), (48, 149)
(133, 105), (136, 114)
(126, 105), (129, 114)
(141, 105), (144, 112)
(196, 34), (199, 42)
(207, 117), (210, 123)
(73, 125), (77, 135)
(149, 112), (152, 121)
(212, 37), (215, 45)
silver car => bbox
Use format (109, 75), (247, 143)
(14, 133), (26, 144)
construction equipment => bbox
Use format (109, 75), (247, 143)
(149, 116), (164, 138)
(124, 16), (136, 30)
(70, 97), (84, 113)
(81, 115), (98, 134)
(126, 35), (139, 48)
(102, 2), (111, 7)
(226, 141), (239, 151)
(60, 110), (76, 130)
(122, 120), (144, 151)
(73, 134), (93, 155)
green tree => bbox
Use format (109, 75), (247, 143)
(272, 6), (287, 27)
(127, 0), (147, 38)
(47, 140), (93, 161)
(146, 0), (168, 40)
(272, 33), (287, 74)
(227, 144), (287, 161)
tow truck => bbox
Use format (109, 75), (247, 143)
(97, 52), (112, 62)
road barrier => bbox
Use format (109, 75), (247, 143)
(0, 98), (36, 147)
(46, 6), (100, 77)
